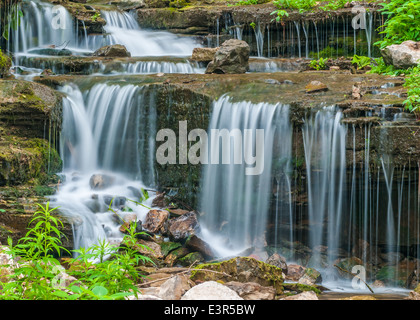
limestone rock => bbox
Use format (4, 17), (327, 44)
(191, 47), (219, 63)
(298, 268), (322, 286)
(266, 253), (287, 274)
(181, 281), (243, 300)
(205, 39), (250, 74)
(190, 256), (284, 294)
(185, 235), (214, 259)
(143, 209), (169, 234)
(168, 212), (199, 241)
(381, 41), (420, 69)
(281, 291), (318, 300)
(89, 174), (115, 190)
(225, 281), (276, 300)
(285, 264), (306, 282)
(305, 80), (328, 93)
(93, 44), (131, 58)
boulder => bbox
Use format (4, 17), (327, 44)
(305, 80), (328, 93)
(181, 281), (243, 300)
(281, 291), (318, 300)
(157, 275), (193, 300)
(143, 209), (169, 234)
(178, 252), (205, 266)
(224, 281), (276, 300)
(381, 41), (420, 69)
(191, 47), (219, 63)
(89, 174), (115, 190)
(164, 247), (190, 266)
(160, 241), (182, 257)
(266, 253), (288, 274)
(93, 44), (131, 58)
(190, 256), (284, 294)
(185, 235), (214, 259)
(298, 268), (322, 286)
(205, 39), (250, 74)
(168, 212), (199, 241)
(285, 264), (306, 282)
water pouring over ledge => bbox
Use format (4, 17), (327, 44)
(10, 0), (201, 58)
(50, 83), (157, 254)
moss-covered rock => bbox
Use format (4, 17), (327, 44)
(160, 241), (182, 257)
(0, 50), (11, 78)
(190, 256), (284, 294)
(178, 251), (204, 266)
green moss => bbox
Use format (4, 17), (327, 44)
(0, 49), (11, 77)
(160, 241), (182, 257)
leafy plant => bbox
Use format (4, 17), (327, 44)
(309, 57), (328, 70)
(352, 55), (371, 70)
(320, 0), (350, 11)
(0, 203), (69, 299)
(375, 0), (420, 49)
(403, 64), (420, 113)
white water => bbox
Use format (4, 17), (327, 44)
(51, 83), (157, 253)
(11, 0), (200, 59)
(199, 95), (292, 258)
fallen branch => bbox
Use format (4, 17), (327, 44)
(333, 264), (374, 294)
(136, 267), (232, 288)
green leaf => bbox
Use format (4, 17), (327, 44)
(92, 285), (108, 297)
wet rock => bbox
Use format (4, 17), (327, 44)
(265, 253), (287, 274)
(178, 252), (204, 266)
(190, 256), (284, 294)
(93, 44), (131, 58)
(381, 41), (420, 69)
(89, 174), (115, 190)
(298, 268), (322, 286)
(119, 213), (139, 233)
(285, 264), (306, 282)
(164, 247), (190, 266)
(380, 252), (404, 265)
(181, 281), (243, 300)
(305, 80), (328, 93)
(334, 257), (364, 280)
(407, 269), (420, 289)
(160, 241), (182, 257)
(143, 209), (170, 234)
(224, 281), (276, 300)
(168, 212), (199, 241)
(372, 280), (386, 288)
(191, 47), (219, 63)
(151, 192), (170, 208)
(185, 235), (214, 260)
(281, 291), (318, 300)
(131, 239), (164, 261)
(205, 39), (250, 74)
(28, 48), (73, 56)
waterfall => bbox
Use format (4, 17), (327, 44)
(302, 106), (347, 266)
(11, 0), (200, 59)
(199, 96), (292, 257)
(123, 60), (205, 74)
(51, 83), (157, 253)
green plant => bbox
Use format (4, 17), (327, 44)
(375, 0), (420, 49)
(91, 12), (101, 22)
(0, 203), (69, 299)
(352, 55), (371, 70)
(403, 64), (420, 113)
(309, 57), (327, 70)
(320, 0), (350, 11)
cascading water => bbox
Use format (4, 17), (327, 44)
(50, 83), (157, 253)
(199, 95), (292, 258)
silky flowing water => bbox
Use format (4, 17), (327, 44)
(4, 0), (418, 296)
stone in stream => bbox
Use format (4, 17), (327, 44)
(205, 39), (250, 74)
(143, 209), (170, 234)
(190, 47), (219, 63)
(265, 253), (288, 274)
(185, 234), (214, 259)
(381, 41), (420, 69)
(93, 44), (131, 58)
(298, 268), (322, 286)
(285, 264), (306, 282)
(89, 174), (116, 190)
(167, 212), (199, 241)
(305, 80), (328, 93)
